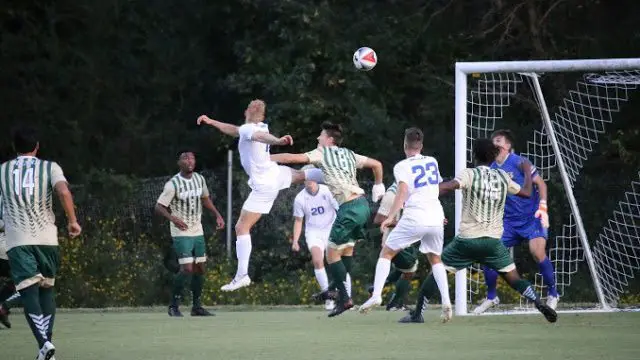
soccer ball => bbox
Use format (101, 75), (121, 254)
(353, 47), (377, 71)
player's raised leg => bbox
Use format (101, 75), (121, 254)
(221, 209), (262, 291)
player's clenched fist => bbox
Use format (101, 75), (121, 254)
(278, 135), (294, 146)
(197, 115), (214, 126)
(371, 183), (385, 202)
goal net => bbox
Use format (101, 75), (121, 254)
(453, 59), (640, 315)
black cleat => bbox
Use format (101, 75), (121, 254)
(367, 285), (374, 295)
(536, 303), (558, 323)
(191, 307), (215, 317)
(398, 309), (424, 323)
(311, 290), (337, 303)
(327, 299), (353, 318)
(168, 306), (183, 317)
(0, 306), (11, 328)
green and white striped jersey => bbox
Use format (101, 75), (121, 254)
(305, 146), (367, 205)
(0, 196), (6, 260)
(157, 172), (210, 237)
(0, 156), (67, 250)
(454, 166), (521, 239)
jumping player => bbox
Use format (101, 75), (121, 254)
(399, 139), (557, 324)
(271, 121), (385, 317)
(474, 129), (557, 314)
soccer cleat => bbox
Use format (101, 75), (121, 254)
(358, 295), (382, 314)
(546, 295), (559, 310)
(398, 310), (424, 324)
(168, 306), (183, 317)
(311, 289), (337, 303)
(327, 299), (354, 318)
(36, 341), (55, 360)
(0, 305), (11, 328)
(324, 300), (335, 311)
(472, 296), (500, 315)
(191, 307), (215, 316)
(535, 303), (558, 323)
(367, 285), (374, 295)
(441, 304), (453, 323)
(221, 275), (251, 292)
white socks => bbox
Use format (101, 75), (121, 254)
(345, 273), (352, 297)
(314, 268), (329, 291)
(371, 258), (391, 297)
(432, 262), (451, 306)
(236, 235), (252, 278)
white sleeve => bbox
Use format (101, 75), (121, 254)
(238, 124), (255, 142)
(393, 162), (410, 186)
(293, 195), (305, 218)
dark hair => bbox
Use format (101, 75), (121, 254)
(404, 127), (423, 149)
(491, 129), (515, 147)
(12, 125), (39, 154)
(321, 121), (343, 146)
(474, 138), (500, 165)
(177, 150), (195, 159)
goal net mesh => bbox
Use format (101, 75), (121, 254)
(465, 69), (640, 310)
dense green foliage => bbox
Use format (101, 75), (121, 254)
(1, 0), (640, 306)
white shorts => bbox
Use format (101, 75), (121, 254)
(385, 217), (444, 255)
(242, 166), (292, 214)
(305, 231), (330, 252)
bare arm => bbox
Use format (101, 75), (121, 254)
(515, 161), (533, 198)
(292, 217), (304, 244)
(252, 132), (292, 146)
(54, 182), (78, 224)
(438, 180), (460, 196)
(360, 158), (383, 184)
(197, 115), (239, 137)
(154, 203), (174, 222)
(271, 153), (310, 164)
(202, 196), (222, 218)
(384, 182), (408, 224)
(533, 175), (547, 202)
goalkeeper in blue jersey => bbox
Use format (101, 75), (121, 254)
(474, 129), (559, 314)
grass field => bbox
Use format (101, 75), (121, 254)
(3, 308), (639, 360)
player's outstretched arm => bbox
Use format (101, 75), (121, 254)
(356, 156), (385, 201)
(252, 132), (293, 146)
(438, 180), (460, 196)
(271, 153), (310, 164)
(197, 115), (240, 137)
(54, 182), (81, 238)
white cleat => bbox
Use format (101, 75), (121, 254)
(220, 275), (251, 292)
(473, 296), (500, 315)
(546, 295), (559, 310)
(441, 304), (453, 323)
(358, 296), (382, 314)
(37, 341), (55, 360)
(325, 300), (335, 311)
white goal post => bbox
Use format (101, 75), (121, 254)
(453, 58), (640, 315)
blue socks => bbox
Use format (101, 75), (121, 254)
(538, 257), (558, 297)
(483, 266), (499, 300)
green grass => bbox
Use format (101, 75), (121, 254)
(3, 309), (640, 360)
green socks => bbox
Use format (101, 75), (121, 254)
(171, 271), (192, 307)
(414, 274), (437, 316)
(20, 285), (48, 348)
(328, 261), (348, 302)
(191, 273), (204, 308)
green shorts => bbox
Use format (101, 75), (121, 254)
(442, 236), (515, 273)
(7, 245), (60, 290)
(392, 247), (418, 273)
(328, 196), (371, 250)
(172, 235), (206, 265)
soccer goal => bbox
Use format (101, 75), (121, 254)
(453, 58), (640, 315)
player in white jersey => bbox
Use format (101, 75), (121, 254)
(359, 128), (452, 322)
(0, 126), (81, 360)
(290, 174), (339, 310)
(197, 100), (307, 291)
(155, 151), (225, 317)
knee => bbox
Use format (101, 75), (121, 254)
(380, 246), (396, 260)
(181, 264), (195, 274)
(194, 263), (206, 274)
(312, 260), (324, 269)
(235, 222), (248, 235)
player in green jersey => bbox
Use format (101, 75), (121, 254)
(399, 139), (557, 324)
(0, 125), (82, 360)
(271, 122), (385, 317)
(155, 150), (225, 317)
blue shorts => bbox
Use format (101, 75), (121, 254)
(502, 218), (547, 248)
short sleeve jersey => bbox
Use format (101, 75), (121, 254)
(392, 154), (444, 225)
(157, 172), (210, 237)
(0, 156), (67, 250)
(304, 146), (367, 205)
(238, 122), (281, 189)
(292, 184), (338, 234)
(454, 166), (521, 239)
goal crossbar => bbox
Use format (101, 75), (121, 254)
(453, 58), (640, 316)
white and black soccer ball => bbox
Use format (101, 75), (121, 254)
(353, 47), (377, 71)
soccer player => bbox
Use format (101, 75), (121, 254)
(0, 196), (22, 329)
(0, 125), (82, 359)
(368, 181), (419, 312)
(290, 174), (339, 310)
(197, 99), (305, 291)
(360, 128), (452, 322)
(473, 129), (557, 314)
(271, 121), (385, 317)
(399, 139), (557, 324)
(155, 151), (225, 317)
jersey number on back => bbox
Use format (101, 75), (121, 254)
(411, 163), (439, 188)
(13, 168), (35, 196)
